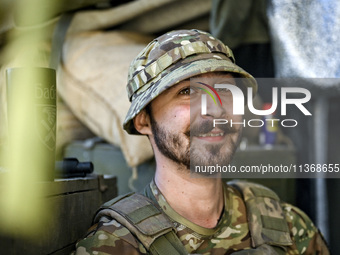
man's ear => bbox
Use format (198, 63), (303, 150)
(133, 109), (152, 135)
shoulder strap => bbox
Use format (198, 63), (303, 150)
(227, 180), (293, 250)
(93, 190), (187, 255)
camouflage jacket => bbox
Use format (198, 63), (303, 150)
(74, 180), (329, 254)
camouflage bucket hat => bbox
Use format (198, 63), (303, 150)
(123, 29), (258, 134)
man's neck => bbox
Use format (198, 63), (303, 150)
(154, 162), (224, 229)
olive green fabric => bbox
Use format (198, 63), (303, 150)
(93, 190), (187, 255)
(149, 231), (187, 255)
(93, 192), (176, 250)
(210, 0), (270, 48)
(228, 180), (292, 247)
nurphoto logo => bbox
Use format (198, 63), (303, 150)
(199, 80), (312, 128)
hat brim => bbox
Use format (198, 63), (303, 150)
(123, 55), (257, 134)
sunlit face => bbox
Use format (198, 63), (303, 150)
(148, 72), (243, 171)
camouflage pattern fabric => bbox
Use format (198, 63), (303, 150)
(123, 29), (258, 134)
(74, 180), (329, 255)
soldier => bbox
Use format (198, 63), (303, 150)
(74, 29), (329, 254)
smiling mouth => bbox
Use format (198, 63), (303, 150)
(195, 127), (226, 138)
(196, 132), (224, 137)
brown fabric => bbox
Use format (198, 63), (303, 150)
(58, 31), (154, 166)
(67, 0), (211, 34)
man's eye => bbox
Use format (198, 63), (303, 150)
(215, 88), (230, 92)
(179, 87), (194, 95)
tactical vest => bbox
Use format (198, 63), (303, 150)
(93, 181), (293, 255)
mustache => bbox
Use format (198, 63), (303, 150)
(185, 119), (239, 137)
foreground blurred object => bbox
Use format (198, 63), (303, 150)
(0, 0), (59, 240)
(6, 67), (56, 181)
(1, 67), (56, 237)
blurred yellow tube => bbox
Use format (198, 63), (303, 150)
(0, 0), (59, 238)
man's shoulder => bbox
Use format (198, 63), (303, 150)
(226, 180), (293, 247)
(73, 192), (152, 254)
(225, 180), (315, 227)
(74, 193), (150, 255)
(75, 219), (145, 254)
(281, 202), (319, 251)
(226, 180), (329, 254)
(281, 202), (330, 254)
(74, 191), (175, 255)
(281, 202), (317, 232)
(226, 180), (316, 233)
(226, 180), (280, 200)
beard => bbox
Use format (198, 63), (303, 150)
(150, 112), (242, 172)
(189, 119), (241, 169)
(150, 113), (191, 169)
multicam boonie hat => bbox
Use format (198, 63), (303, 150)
(123, 29), (257, 134)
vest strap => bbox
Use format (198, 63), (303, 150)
(94, 191), (187, 255)
(228, 180), (293, 248)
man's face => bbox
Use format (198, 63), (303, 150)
(148, 72), (243, 171)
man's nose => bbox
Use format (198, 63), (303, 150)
(204, 95), (226, 118)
